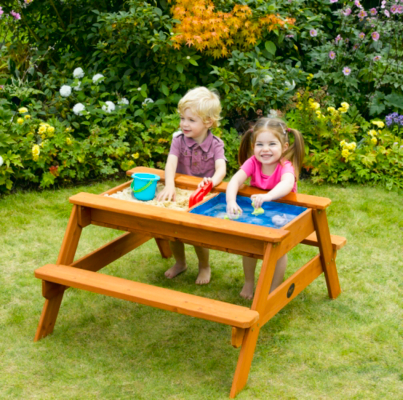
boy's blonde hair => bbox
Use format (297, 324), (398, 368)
(178, 87), (222, 128)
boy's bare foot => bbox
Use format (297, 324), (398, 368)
(195, 266), (211, 285)
(165, 263), (187, 279)
(240, 282), (254, 300)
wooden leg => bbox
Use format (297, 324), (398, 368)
(312, 210), (341, 299)
(230, 244), (280, 398)
(155, 238), (172, 259)
(34, 206), (82, 341)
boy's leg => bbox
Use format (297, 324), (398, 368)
(165, 241), (187, 278)
(241, 256), (257, 300)
(194, 246), (211, 285)
(270, 254), (287, 293)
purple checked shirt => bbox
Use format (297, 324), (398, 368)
(169, 131), (227, 177)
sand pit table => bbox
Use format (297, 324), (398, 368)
(34, 167), (346, 398)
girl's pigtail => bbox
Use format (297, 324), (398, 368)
(238, 128), (254, 166)
(283, 128), (305, 181)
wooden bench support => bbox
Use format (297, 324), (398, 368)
(231, 327), (245, 348)
(35, 264), (259, 329)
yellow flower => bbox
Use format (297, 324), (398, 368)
(38, 126), (46, 134)
(47, 126), (55, 136)
(341, 102), (350, 110)
(17, 118), (24, 124)
(368, 129), (377, 136)
(347, 142), (356, 151)
(128, 160), (134, 166)
(338, 107), (348, 113)
(25, 115), (31, 120)
(18, 107), (28, 114)
(66, 137), (72, 145)
(327, 107), (336, 113)
(308, 98), (314, 103)
(311, 102), (320, 110)
(371, 137), (377, 145)
(132, 153), (139, 159)
(340, 140), (346, 146)
(33, 156), (39, 162)
(341, 149), (350, 158)
(372, 121), (384, 128)
(65, 127), (72, 132)
(32, 144), (40, 157)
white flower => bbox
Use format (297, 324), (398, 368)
(142, 98), (154, 106)
(118, 98), (129, 105)
(72, 103), (85, 116)
(263, 75), (273, 83)
(285, 80), (296, 90)
(60, 85), (72, 97)
(0, 155), (3, 167)
(186, 56), (190, 59)
(92, 73), (104, 84)
(137, 87), (141, 91)
(73, 81), (81, 91)
(73, 67), (85, 79)
(102, 101), (115, 113)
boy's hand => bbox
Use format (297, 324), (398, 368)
(226, 201), (242, 219)
(251, 193), (271, 209)
(156, 185), (176, 202)
(198, 177), (213, 189)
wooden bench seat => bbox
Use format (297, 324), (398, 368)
(302, 232), (346, 250)
(35, 264), (259, 329)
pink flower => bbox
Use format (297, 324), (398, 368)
(391, 4), (398, 13)
(358, 10), (367, 18)
(10, 10), (21, 20)
(354, 0), (363, 8)
(335, 34), (342, 42)
(397, 5), (403, 13)
(369, 8), (377, 15)
(384, 9), (390, 16)
(330, 0), (338, 3)
(285, 34), (294, 38)
(373, 55), (381, 61)
(0, 7), (4, 17)
(371, 31), (380, 41)
(343, 67), (351, 76)
(353, 43), (360, 50)
(329, 51), (336, 59)
(359, 32), (365, 39)
(343, 8), (352, 16)
(310, 29), (318, 37)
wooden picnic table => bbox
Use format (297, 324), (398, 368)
(34, 167), (345, 398)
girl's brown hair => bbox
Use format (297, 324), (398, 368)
(238, 117), (305, 180)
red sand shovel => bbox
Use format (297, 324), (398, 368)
(188, 181), (213, 208)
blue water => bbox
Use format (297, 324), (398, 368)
(190, 193), (307, 229)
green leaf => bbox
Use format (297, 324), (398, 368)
(176, 64), (184, 74)
(189, 59), (198, 66)
(384, 93), (403, 110)
(134, 109), (144, 117)
(265, 41), (276, 55)
(72, 122), (80, 129)
(153, 7), (162, 16)
(161, 84), (169, 96)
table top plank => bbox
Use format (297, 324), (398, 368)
(69, 192), (289, 242)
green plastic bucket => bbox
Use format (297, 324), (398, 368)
(131, 173), (160, 201)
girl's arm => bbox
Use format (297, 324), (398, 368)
(198, 159), (226, 188)
(226, 169), (248, 216)
(156, 155), (178, 201)
(251, 172), (295, 208)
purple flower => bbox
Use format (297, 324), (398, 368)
(310, 29), (318, 37)
(10, 10), (21, 20)
(385, 9), (390, 16)
(358, 32), (365, 39)
(371, 31), (380, 41)
(330, 0), (338, 3)
(329, 51), (336, 59)
(381, 1), (386, 8)
(369, 8), (377, 15)
(397, 5), (403, 13)
(373, 55), (381, 61)
(358, 10), (368, 18)
(391, 4), (398, 13)
(286, 34), (294, 38)
(343, 8), (352, 16)
(354, 0), (363, 8)
(335, 34), (342, 43)
(343, 67), (351, 76)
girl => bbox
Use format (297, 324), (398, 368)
(226, 118), (304, 299)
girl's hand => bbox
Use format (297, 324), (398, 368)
(226, 201), (242, 219)
(156, 185), (176, 202)
(198, 177), (213, 189)
(251, 193), (271, 209)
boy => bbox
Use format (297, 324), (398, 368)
(156, 87), (226, 284)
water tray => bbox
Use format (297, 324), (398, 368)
(190, 193), (307, 229)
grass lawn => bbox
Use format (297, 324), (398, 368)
(0, 179), (402, 399)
